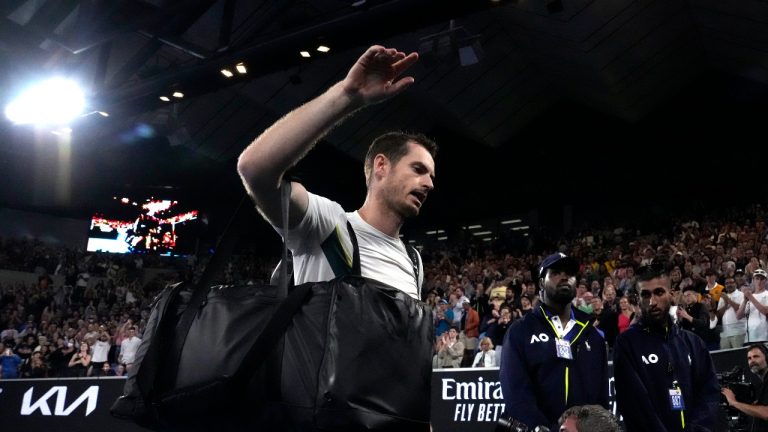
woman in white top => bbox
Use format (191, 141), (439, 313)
(472, 337), (497, 368)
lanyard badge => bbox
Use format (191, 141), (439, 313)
(669, 387), (685, 411)
(555, 338), (573, 359)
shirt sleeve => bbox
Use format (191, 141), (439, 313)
(499, 323), (549, 429)
(276, 192), (345, 254)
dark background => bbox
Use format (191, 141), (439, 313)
(1, 0), (767, 251)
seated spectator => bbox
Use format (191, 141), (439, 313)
(115, 363), (127, 376)
(96, 362), (116, 377)
(472, 337), (497, 367)
(21, 351), (48, 378)
(435, 327), (464, 368)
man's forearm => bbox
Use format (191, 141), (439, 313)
(751, 298), (768, 316)
(730, 400), (768, 421)
(237, 82), (361, 193)
(737, 300), (748, 319)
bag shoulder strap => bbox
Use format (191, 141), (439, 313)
(404, 243), (422, 299)
(344, 218), (361, 276)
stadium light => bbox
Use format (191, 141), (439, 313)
(5, 78), (85, 125)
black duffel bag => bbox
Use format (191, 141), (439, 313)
(110, 218), (433, 432)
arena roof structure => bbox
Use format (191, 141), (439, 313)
(1, 0), (767, 235)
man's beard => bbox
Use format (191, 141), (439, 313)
(383, 187), (418, 218)
(550, 284), (575, 305)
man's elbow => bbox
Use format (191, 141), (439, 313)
(236, 151), (259, 183)
(237, 152), (277, 192)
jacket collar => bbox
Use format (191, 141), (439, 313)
(535, 302), (596, 327)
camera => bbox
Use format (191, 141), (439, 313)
(718, 367), (752, 432)
(495, 414), (550, 432)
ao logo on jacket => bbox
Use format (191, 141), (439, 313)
(530, 333), (550, 343)
(641, 353), (692, 365)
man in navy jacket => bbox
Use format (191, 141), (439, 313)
(500, 253), (609, 430)
(614, 263), (720, 432)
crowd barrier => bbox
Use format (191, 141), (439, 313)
(0, 347), (748, 431)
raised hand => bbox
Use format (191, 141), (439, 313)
(342, 45), (419, 105)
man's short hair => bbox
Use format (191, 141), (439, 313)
(558, 405), (620, 432)
(363, 131), (438, 187)
(636, 262), (669, 283)
(748, 343), (768, 358)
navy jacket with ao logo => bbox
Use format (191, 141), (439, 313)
(613, 317), (719, 432)
(499, 304), (609, 430)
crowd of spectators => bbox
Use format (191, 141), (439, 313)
(2, 203), (768, 377)
(428, 204), (768, 368)
(0, 238), (277, 379)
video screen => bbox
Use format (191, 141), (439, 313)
(87, 198), (199, 254)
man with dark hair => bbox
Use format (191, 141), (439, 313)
(118, 326), (141, 372)
(500, 253), (608, 431)
(704, 268), (724, 303)
(722, 343), (768, 431)
(613, 264), (719, 432)
(236, 46), (435, 430)
(677, 286), (710, 340)
(363, 131), (436, 187)
(558, 404), (620, 432)
(718, 276), (747, 349)
(237, 45), (435, 298)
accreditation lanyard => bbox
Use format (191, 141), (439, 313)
(540, 306), (589, 404)
(661, 333), (686, 430)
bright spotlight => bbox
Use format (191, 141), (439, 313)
(5, 78), (86, 125)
